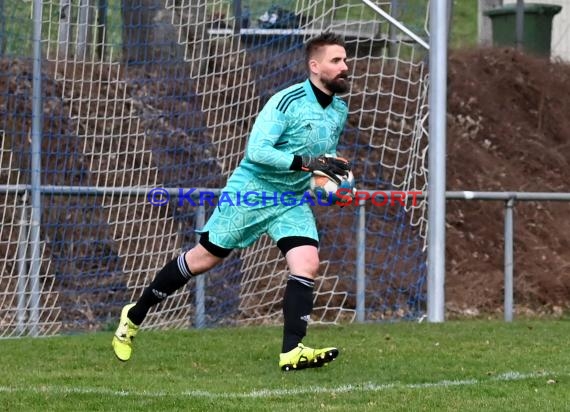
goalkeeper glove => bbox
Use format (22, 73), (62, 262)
(296, 155), (350, 184)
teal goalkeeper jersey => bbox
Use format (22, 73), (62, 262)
(224, 79), (348, 195)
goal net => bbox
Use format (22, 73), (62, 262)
(0, 0), (429, 336)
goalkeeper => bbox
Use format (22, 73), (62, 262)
(112, 32), (351, 371)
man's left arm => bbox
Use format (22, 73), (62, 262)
(325, 108), (350, 163)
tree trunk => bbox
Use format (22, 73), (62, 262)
(0, 0), (5, 57)
(121, 0), (161, 65)
(478, 0), (503, 45)
(76, 0), (95, 60)
(58, 0), (71, 59)
(96, 0), (108, 59)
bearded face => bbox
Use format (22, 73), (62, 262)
(321, 72), (350, 94)
(310, 44), (350, 95)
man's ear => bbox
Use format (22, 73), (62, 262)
(308, 59), (319, 75)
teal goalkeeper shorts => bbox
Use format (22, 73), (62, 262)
(199, 182), (319, 250)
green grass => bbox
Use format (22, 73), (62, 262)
(2, 320), (570, 411)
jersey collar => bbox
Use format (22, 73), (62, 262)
(305, 79), (334, 109)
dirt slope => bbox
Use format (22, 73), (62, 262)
(446, 47), (570, 316)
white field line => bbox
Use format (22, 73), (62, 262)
(0, 371), (558, 399)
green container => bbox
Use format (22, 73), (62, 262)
(484, 3), (562, 56)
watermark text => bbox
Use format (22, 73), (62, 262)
(146, 188), (422, 207)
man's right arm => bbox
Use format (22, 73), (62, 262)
(244, 105), (295, 170)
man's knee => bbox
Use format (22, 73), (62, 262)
(281, 240), (320, 278)
(299, 253), (320, 277)
(185, 243), (225, 275)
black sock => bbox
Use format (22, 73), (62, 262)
(282, 274), (315, 353)
(127, 254), (193, 325)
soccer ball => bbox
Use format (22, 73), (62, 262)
(310, 171), (355, 203)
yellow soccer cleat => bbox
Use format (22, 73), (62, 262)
(279, 343), (339, 371)
(112, 303), (139, 362)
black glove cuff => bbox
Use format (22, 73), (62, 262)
(289, 155), (303, 171)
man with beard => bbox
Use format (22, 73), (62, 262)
(112, 32), (353, 371)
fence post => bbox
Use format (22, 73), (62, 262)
(504, 197), (515, 322)
(29, 0), (44, 337)
(16, 193), (30, 334)
(194, 204), (206, 328)
(356, 200), (366, 322)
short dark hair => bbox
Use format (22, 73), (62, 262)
(304, 32), (346, 67)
